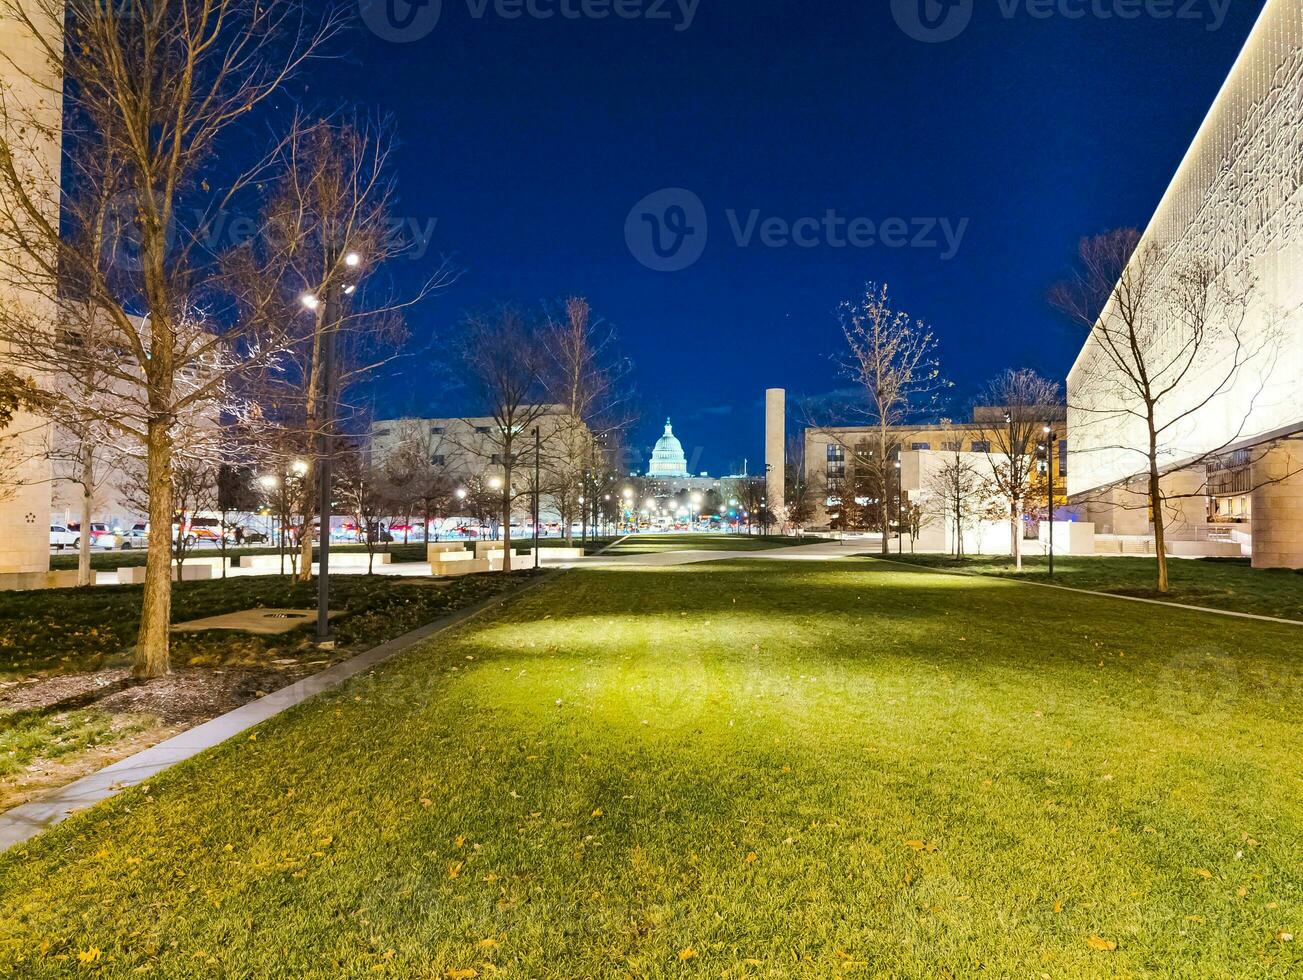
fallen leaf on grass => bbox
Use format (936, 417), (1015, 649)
(1086, 935), (1117, 952)
(77, 948), (101, 964)
(1052, 900), (1063, 914)
(1191, 868), (1213, 879)
(745, 852), (758, 864)
(447, 862), (462, 880)
(678, 948), (697, 961)
(445, 969), (478, 979)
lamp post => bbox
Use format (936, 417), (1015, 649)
(1044, 425), (1057, 577)
(533, 427), (541, 569)
(301, 249), (361, 648)
(895, 458), (903, 555)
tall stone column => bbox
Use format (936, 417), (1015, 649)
(765, 388), (785, 518)
(1251, 440), (1303, 569)
(0, 2), (62, 579)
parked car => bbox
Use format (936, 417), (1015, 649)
(49, 524), (78, 549)
(85, 522), (119, 549)
(242, 529), (269, 545)
(121, 522), (148, 549)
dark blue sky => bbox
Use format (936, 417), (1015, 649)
(319, 0), (1267, 474)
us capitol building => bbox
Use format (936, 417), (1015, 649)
(640, 418), (741, 497)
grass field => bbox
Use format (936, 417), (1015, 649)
(0, 559), (1298, 977)
(600, 532), (810, 555)
(887, 553), (1303, 621)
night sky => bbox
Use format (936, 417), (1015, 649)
(311, 0), (1267, 474)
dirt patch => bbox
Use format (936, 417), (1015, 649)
(0, 669), (133, 715)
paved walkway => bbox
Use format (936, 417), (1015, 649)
(551, 539), (884, 568)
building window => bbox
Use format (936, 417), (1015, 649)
(475, 426), (490, 435)
(430, 455), (446, 466)
(826, 444), (844, 462)
(971, 440), (991, 453)
(942, 441), (962, 452)
(431, 426), (445, 435)
(911, 442), (931, 451)
(491, 454), (503, 465)
(1058, 441), (1068, 476)
(374, 428), (391, 438)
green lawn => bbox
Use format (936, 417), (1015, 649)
(1, 560), (1299, 977)
(601, 532), (809, 555)
(887, 553), (1303, 621)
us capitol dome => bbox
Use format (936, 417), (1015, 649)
(647, 418), (690, 478)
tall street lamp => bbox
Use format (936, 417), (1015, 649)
(1044, 424), (1057, 577)
(895, 458), (903, 555)
(301, 249), (362, 647)
(533, 427), (541, 569)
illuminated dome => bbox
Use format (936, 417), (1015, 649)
(647, 418), (690, 478)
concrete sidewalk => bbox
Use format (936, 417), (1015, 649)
(553, 539), (884, 568)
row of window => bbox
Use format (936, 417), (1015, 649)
(823, 440), (1068, 473)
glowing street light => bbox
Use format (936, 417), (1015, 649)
(455, 488), (467, 500)
(299, 293), (320, 311)
(344, 251), (362, 269)
(259, 474), (278, 491)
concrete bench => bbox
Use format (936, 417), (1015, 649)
(428, 543), (473, 562)
(236, 552), (390, 570)
(429, 558), (492, 577)
(538, 547), (586, 561)
(116, 563), (213, 585)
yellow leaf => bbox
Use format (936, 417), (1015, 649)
(445, 970), (478, 979)
(1277, 931), (1294, 943)
(77, 948), (102, 964)
(419, 798), (433, 808)
(448, 862), (462, 880)
(678, 948), (697, 961)
(904, 839), (938, 853)
(1236, 886), (1248, 898)
(1086, 935), (1117, 952)
(1191, 868), (1213, 879)
(591, 808), (603, 818)
(1052, 900), (1063, 914)
(455, 835), (466, 849)
(745, 852), (758, 864)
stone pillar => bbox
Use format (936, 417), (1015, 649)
(765, 389), (785, 518)
(0, 3), (61, 578)
(1251, 440), (1303, 569)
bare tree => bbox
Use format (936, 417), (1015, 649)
(923, 452), (983, 558)
(0, 0), (341, 677)
(784, 436), (816, 533)
(829, 283), (947, 553)
(457, 308), (552, 572)
(228, 119), (451, 582)
(1051, 229), (1272, 592)
(540, 297), (632, 546)
(336, 446), (386, 575)
(973, 369), (1062, 571)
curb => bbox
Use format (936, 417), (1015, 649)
(0, 570), (562, 854)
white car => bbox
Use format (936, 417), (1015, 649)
(50, 524), (78, 549)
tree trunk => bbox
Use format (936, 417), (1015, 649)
(77, 449), (94, 587)
(501, 463), (513, 573)
(1149, 453), (1170, 594)
(1011, 501), (1023, 572)
(136, 419), (174, 679)
(298, 458), (315, 584)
